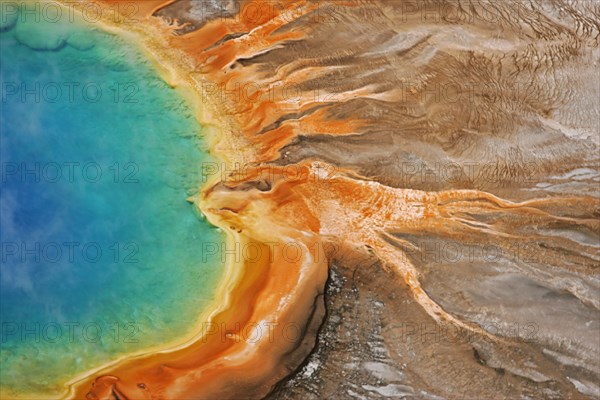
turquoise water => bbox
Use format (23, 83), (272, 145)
(0, 5), (222, 396)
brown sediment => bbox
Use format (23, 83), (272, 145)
(55, 0), (600, 399)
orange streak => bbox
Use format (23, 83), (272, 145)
(51, 1), (597, 399)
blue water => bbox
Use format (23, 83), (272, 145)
(0, 6), (222, 396)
